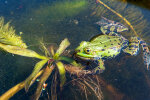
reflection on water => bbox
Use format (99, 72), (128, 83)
(0, 0), (150, 100)
(120, 0), (150, 10)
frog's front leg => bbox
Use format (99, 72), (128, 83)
(123, 37), (150, 69)
(91, 59), (105, 74)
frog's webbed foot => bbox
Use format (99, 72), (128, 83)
(96, 17), (128, 36)
(123, 37), (150, 69)
(91, 59), (105, 74)
(143, 52), (150, 69)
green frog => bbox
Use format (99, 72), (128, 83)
(75, 17), (150, 74)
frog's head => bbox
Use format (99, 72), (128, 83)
(75, 41), (95, 60)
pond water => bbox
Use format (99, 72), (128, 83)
(0, 0), (150, 100)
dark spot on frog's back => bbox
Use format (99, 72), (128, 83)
(130, 45), (138, 48)
(113, 54), (116, 57)
(101, 49), (105, 51)
(119, 39), (122, 41)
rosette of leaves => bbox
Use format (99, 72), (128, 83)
(0, 17), (82, 100)
(25, 38), (73, 100)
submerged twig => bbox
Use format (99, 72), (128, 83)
(33, 65), (54, 100)
(0, 81), (25, 100)
(51, 71), (58, 100)
(0, 70), (44, 100)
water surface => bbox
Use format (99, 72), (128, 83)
(0, 0), (150, 100)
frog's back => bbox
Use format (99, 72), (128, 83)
(90, 35), (124, 48)
(88, 35), (128, 59)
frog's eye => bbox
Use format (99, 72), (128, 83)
(84, 48), (91, 54)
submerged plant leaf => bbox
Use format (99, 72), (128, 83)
(33, 65), (54, 100)
(25, 59), (48, 92)
(0, 43), (48, 59)
(56, 61), (66, 87)
(29, 69), (44, 87)
(0, 17), (27, 48)
(0, 81), (25, 100)
(49, 45), (55, 56)
(0, 68), (45, 100)
(59, 56), (83, 68)
(54, 38), (70, 59)
(40, 40), (50, 57)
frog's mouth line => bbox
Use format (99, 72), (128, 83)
(75, 53), (94, 60)
(76, 55), (93, 60)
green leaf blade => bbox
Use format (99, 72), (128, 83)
(54, 38), (70, 59)
(25, 59), (48, 92)
(0, 43), (48, 59)
(56, 61), (66, 87)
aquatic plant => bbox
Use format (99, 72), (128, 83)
(32, 0), (88, 21)
(0, 17), (47, 59)
(0, 17), (69, 100)
(0, 37), (71, 100)
(0, 17), (27, 48)
(0, 17), (104, 100)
